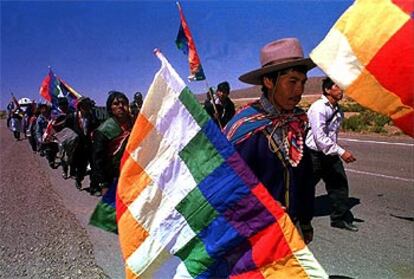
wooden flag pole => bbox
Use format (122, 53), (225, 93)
(203, 80), (222, 129)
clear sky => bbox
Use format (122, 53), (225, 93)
(1, 0), (352, 107)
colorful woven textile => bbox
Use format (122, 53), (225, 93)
(224, 102), (307, 167)
(310, 0), (413, 137)
(116, 50), (327, 278)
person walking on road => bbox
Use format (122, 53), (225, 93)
(68, 97), (99, 189)
(224, 38), (316, 244)
(90, 91), (132, 196)
(305, 77), (358, 232)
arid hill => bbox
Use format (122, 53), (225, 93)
(196, 76), (324, 103)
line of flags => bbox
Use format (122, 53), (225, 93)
(114, 1), (413, 277)
(23, 1), (413, 277)
(34, 1), (412, 138)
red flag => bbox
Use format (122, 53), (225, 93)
(175, 2), (206, 81)
(310, 0), (414, 137)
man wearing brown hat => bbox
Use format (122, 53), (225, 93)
(224, 38), (315, 244)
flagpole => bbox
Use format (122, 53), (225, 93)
(203, 80), (222, 129)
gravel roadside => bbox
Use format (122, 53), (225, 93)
(0, 121), (109, 279)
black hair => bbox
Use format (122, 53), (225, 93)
(106, 90), (129, 115)
(58, 97), (68, 106)
(217, 81), (230, 94)
(77, 97), (92, 110)
(322, 77), (335, 95)
(260, 65), (308, 98)
(134, 92), (143, 100)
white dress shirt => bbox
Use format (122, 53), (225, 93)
(305, 95), (345, 156)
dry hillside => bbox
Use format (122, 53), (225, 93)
(196, 76), (324, 107)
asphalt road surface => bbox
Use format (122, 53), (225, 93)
(1, 119), (413, 279)
(309, 134), (414, 279)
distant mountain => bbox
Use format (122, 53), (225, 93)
(196, 76), (324, 102)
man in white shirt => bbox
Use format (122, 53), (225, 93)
(305, 77), (358, 232)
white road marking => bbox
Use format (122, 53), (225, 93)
(346, 168), (414, 183)
(341, 138), (414, 147)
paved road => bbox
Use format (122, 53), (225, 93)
(1, 119), (413, 278)
(309, 134), (414, 279)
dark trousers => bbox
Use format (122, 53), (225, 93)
(13, 131), (20, 140)
(71, 141), (91, 183)
(309, 149), (351, 222)
(28, 136), (37, 152)
(44, 142), (59, 166)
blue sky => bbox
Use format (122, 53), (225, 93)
(1, 0), (352, 107)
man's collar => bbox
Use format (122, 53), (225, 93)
(321, 95), (337, 108)
(260, 94), (282, 116)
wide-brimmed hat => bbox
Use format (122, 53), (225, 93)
(239, 38), (316, 85)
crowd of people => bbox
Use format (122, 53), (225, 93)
(6, 37), (359, 247)
(6, 91), (143, 197)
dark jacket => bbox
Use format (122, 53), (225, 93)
(204, 97), (235, 128)
(234, 132), (314, 224)
(91, 117), (129, 187)
(224, 100), (314, 224)
(68, 111), (99, 146)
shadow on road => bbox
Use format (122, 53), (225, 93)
(314, 194), (361, 218)
(389, 213), (414, 222)
(329, 276), (355, 279)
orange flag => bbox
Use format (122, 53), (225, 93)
(311, 0), (413, 137)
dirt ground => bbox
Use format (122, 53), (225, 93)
(0, 120), (109, 279)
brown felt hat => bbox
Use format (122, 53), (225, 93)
(239, 38), (316, 85)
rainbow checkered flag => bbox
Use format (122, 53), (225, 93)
(310, 0), (413, 137)
(115, 49), (327, 278)
(39, 68), (82, 113)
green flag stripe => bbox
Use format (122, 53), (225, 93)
(179, 87), (210, 127)
(179, 130), (224, 184)
(175, 236), (215, 277)
(175, 187), (218, 233)
(89, 201), (117, 234)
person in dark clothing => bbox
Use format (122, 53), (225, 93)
(90, 91), (132, 196)
(44, 97), (74, 169)
(203, 84), (235, 128)
(27, 105), (39, 153)
(35, 104), (50, 153)
(6, 101), (14, 128)
(67, 97), (99, 189)
(203, 87), (219, 122)
(10, 106), (24, 141)
(36, 104), (59, 167)
(223, 38), (316, 244)
(216, 81), (235, 127)
(130, 91), (143, 121)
